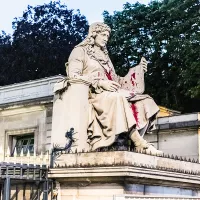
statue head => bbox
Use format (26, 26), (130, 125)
(76, 22), (111, 53)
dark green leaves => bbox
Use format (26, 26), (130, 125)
(103, 0), (200, 112)
(0, 1), (88, 85)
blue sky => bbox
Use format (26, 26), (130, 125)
(0, 0), (150, 34)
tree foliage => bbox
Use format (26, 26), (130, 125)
(0, 0), (199, 112)
(103, 0), (200, 112)
(0, 31), (12, 85)
(0, 1), (88, 84)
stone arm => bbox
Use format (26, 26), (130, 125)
(67, 47), (86, 78)
(109, 59), (145, 94)
(67, 47), (102, 93)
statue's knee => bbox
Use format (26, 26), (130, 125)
(109, 92), (124, 101)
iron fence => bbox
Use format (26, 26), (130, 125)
(0, 162), (52, 200)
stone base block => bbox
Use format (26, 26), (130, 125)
(49, 151), (200, 200)
(51, 80), (90, 152)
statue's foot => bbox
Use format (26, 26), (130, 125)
(135, 144), (163, 156)
(130, 129), (163, 156)
(144, 145), (163, 156)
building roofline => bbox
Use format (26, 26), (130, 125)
(0, 75), (65, 90)
(0, 75), (64, 105)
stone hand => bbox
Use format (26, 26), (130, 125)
(99, 80), (121, 92)
(139, 57), (148, 72)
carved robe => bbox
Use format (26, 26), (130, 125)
(67, 46), (159, 150)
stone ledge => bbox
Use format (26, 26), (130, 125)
(52, 151), (200, 174)
(49, 151), (200, 189)
(115, 195), (200, 199)
(158, 120), (200, 130)
(49, 166), (200, 187)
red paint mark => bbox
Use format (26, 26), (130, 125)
(131, 73), (136, 86)
(132, 73), (136, 79)
(131, 103), (139, 124)
(105, 70), (112, 80)
(98, 72), (100, 77)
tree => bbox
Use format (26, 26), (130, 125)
(103, 0), (200, 112)
(0, 31), (13, 85)
(2, 1), (88, 84)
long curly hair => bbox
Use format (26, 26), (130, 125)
(76, 22), (111, 58)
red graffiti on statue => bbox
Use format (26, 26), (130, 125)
(105, 70), (112, 80)
(131, 103), (139, 124)
(131, 72), (136, 86)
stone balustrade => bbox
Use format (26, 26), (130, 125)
(0, 146), (50, 166)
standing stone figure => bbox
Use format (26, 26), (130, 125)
(66, 22), (163, 155)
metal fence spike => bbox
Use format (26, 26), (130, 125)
(20, 149), (23, 157)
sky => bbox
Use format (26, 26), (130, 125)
(0, 0), (150, 34)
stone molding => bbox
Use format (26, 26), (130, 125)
(49, 151), (200, 189)
(49, 166), (200, 189)
(0, 105), (45, 116)
(157, 113), (200, 130)
(0, 75), (64, 105)
(114, 195), (200, 199)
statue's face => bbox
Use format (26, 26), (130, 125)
(94, 31), (110, 48)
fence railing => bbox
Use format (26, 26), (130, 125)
(0, 161), (50, 200)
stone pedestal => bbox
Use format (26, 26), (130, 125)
(49, 151), (200, 200)
(51, 79), (90, 153)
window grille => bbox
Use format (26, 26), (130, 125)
(14, 134), (34, 155)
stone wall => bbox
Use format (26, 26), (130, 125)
(144, 128), (199, 159)
(0, 75), (62, 159)
(45, 105), (53, 151)
(57, 183), (200, 200)
(0, 102), (52, 159)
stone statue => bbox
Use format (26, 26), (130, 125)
(65, 22), (163, 155)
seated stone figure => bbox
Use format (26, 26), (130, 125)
(65, 22), (163, 156)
